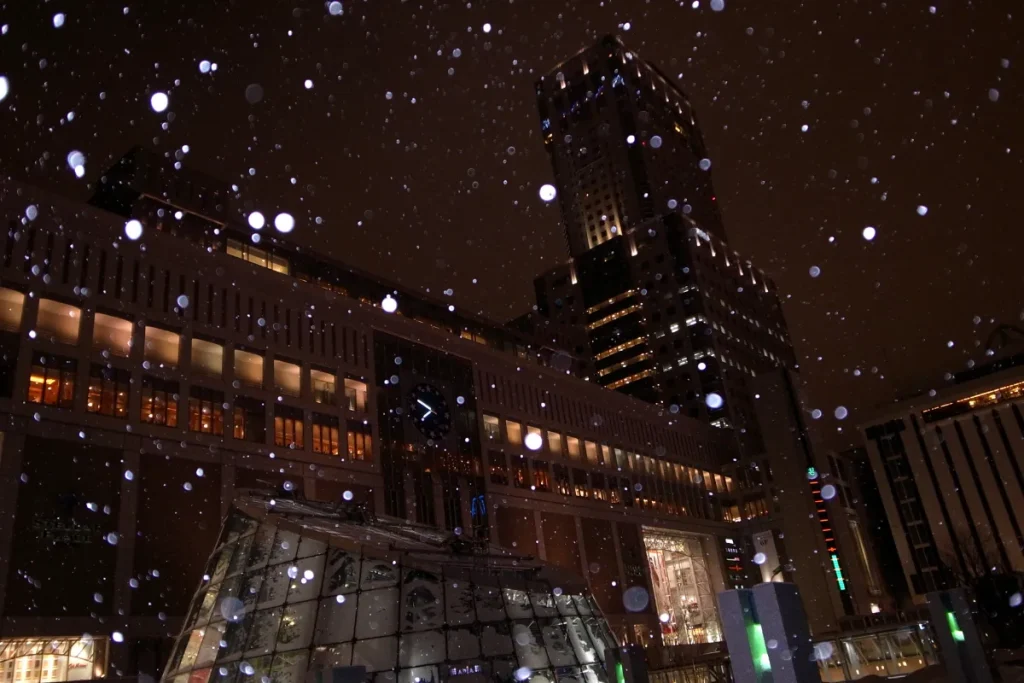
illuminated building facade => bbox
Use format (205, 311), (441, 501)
(529, 36), (794, 454)
(161, 494), (620, 683)
(860, 347), (1024, 601)
(535, 35), (725, 256)
(0, 156), (764, 681)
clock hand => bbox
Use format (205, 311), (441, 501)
(416, 399), (433, 417)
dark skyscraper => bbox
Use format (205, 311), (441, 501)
(528, 35), (795, 453)
(536, 35), (726, 256)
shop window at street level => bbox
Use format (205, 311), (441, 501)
(86, 365), (129, 418)
(0, 287), (24, 332)
(141, 376), (178, 427)
(27, 355), (77, 409)
(511, 457), (528, 488)
(36, 299), (81, 345)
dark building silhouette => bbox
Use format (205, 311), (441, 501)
(527, 36), (794, 454)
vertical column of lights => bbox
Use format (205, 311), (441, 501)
(723, 537), (745, 588)
(807, 467), (846, 591)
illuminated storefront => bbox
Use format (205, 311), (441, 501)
(642, 528), (722, 646)
(0, 637), (107, 683)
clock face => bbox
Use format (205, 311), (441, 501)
(408, 383), (452, 440)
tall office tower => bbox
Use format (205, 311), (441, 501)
(537, 34), (726, 255)
(530, 36), (795, 453)
(525, 38), (892, 633)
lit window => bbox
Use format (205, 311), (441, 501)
(531, 461), (550, 492)
(144, 326), (180, 367)
(573, 469), (590, 498)
(0, 636), (108, 683)
(37, 299), (81, 345)
(226, 238), (290, 275)
(86, 365), (129, 418)
(191, 338), (223, 378)
(566, 436), (581, 460)
(0, 287), (24, 332)
(141, 376), (178, 427)
(346, 420), (372, 460)
(274, 359), (301, 397)
(669, 322), (680, 333)
(188, 386), (224, 435)
(506, 420), (522, 445)
(232, 396), (265, 442)
(548, 431), (563, 456)
(234, 349), (264, 388)
(311, 369), (336, 405)
(344, 377), (367, 412)
(93, 313), (132, 357)
(27, 355), (76, 408)
(584, 441), (599, 465)
(482, 414), (501, 441)
(274, 406), (304, 449)
(489, 451), (509, 486)
(312, 414), (340, 455)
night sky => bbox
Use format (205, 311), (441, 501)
(1, 0), (1021, 447)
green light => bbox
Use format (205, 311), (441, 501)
(615, 662), (626, 683)
(946, 610), (965, 642)
(747, 622), (771, 674)
(807, 467), (818, 479)
(831, 554), (847, 591)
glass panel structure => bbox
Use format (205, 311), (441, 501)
(163, 493), (618, 683)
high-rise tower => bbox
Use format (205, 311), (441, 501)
(529, 36), (794, 453)
(536, 34), (725, 257)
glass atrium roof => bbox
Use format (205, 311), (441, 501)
(162, 492), (619, 683)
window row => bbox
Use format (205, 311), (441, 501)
(2, 290), (370, 410)
(482, 414), (732, 493)
(486, 452), (719, 520)
(27, 356), (372, 460)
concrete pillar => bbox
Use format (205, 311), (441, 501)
(717, 589), (767, 683)
(718, 583), (823, 683)
(924, 588), (994, 683)
(751, 582), (822, 683)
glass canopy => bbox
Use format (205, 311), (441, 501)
(162, 493), (619, 683)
